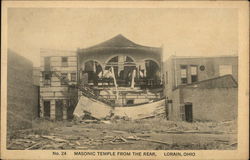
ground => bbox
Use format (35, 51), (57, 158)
(7, 118), (237, 150)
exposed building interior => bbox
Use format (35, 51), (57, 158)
(38, 36), (238, 122)
(77, 35), (164, 107)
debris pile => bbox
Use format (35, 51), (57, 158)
(7, 119), (237, 150)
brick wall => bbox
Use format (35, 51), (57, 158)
(39, 49), (78, 120)
(182, 88), (238, 121)
(163, 56), (238, 94)
(170, 87), (237, 121)
(7, 50), (38, 132)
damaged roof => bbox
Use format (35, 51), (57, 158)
(78, 34), (161, 51)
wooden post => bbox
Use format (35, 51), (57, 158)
(131, 69), (136, 88)
(111, 67), (119, 100)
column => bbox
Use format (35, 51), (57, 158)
(40, 99), (44, 118)
(62, 99), (68, 120)
(50, 99), (56, 120)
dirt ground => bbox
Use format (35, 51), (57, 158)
(7, 118), (237, 150)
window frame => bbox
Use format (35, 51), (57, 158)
(70, 72), (77, 82)
(43, 72), (51, 86)
(61, 73), (68, 85)
(190, 65), (198, 83)
(180, 65), (188, 84)
(61, 57), (68, 67)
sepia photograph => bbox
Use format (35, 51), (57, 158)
(1, 1), (249, 159)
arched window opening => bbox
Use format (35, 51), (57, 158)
(105, 56), (136, 86)
(137, 60), (161, 88)
(145, 60), (160, 80)
(82, 60), (102, 85)
(145, 60), (160, 79)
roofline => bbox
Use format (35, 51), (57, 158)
(40, 48), (76, 53)
(169, 55), (238, 59)
(176, 74), (238, 89)
(40, 48), (76, 57)
(78, 46), (162, 53)
(77, 34), (162, 51)
(8, 48), (33, 65)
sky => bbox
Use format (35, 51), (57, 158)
(8, 8), (238, 67)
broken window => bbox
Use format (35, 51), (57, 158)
(219, 65), (232, 76)
(190, 65), (198, 83)
(180, 65), (187, 84)
(145, 60), (160, 80)
(62, 57), (68, 67)
(43, 72), (51, 86)
(71, 73), (76, 82)
(84, 60), (102, 85)
(106, 56), (136, 86)
(61, 73), (68, 85)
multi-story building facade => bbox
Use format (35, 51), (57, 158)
(39, 35), (164, 120)
(163, 55), (238, 122)
(39, 49), (78, 120)
(39, 35), (238, 122)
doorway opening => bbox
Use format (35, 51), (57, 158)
(185, 103), (193, 122)
(56, 100), (63, 120)
(44, 101), (50, 119)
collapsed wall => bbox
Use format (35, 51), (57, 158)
(73, 95), (166, 120)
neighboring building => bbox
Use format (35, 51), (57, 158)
(33, 67), (40, 86)
(7, 49), (39, 132)
(39, 49), (78, 120)
(163, 55), (238, 122)
(33, 67), (40, 117)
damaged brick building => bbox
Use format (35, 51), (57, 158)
(39, 35), (238, 122)
(39, 35), (165, 120)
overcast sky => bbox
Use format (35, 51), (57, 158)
(8, 8), (238, 67)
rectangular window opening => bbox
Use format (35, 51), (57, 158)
(191, 65), (198, 83)
(180, 65), (187, 84)
(61, 73), (68, 85)
(62, 57), (68, 67)
(126, 99), (134, 105)
(43, 72), (51, 86)
(71, 73), (76, 82)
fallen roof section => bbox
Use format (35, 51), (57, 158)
(73, 95), (166, 120)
